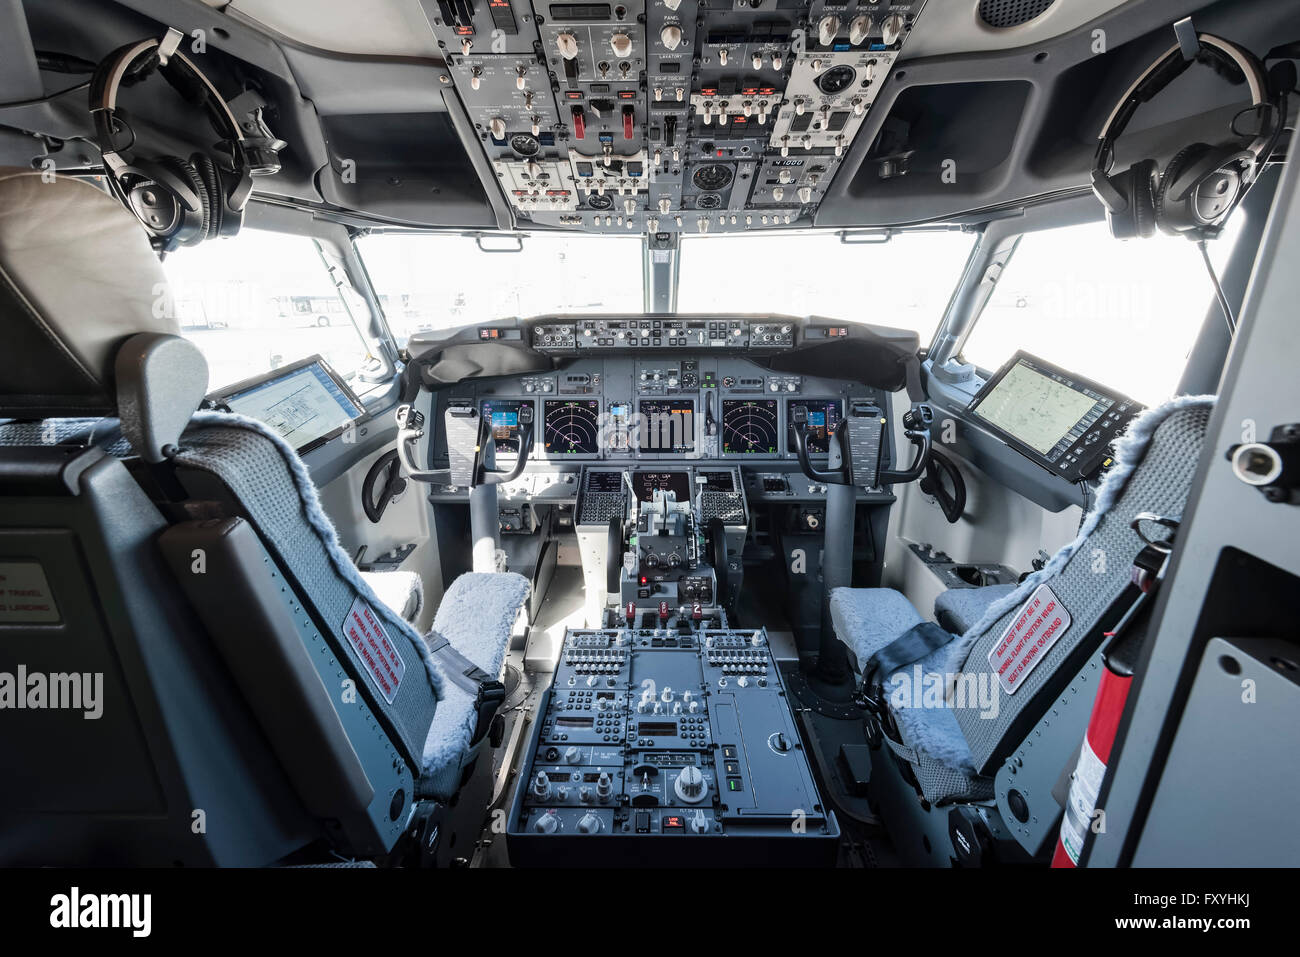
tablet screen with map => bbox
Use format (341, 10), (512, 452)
(217, 356), (366, 453)
(968, 351), (1141, 482)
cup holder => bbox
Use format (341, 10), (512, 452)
(953, 565), (988, 587)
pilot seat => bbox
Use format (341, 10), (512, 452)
(0, 168), (527, 865)
(830, 394), (1214, 863)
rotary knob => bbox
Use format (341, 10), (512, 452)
(532, 771), (552, 800)
(533, 811), (560, 834)
(564, 746), (582, 764)
(818, 15), (840, 47)
(674, 765), (708, 803)
(577, 812), (602, 834)
(489, 117), (506, 140)
(596, 772), (613, 802)
(610, 33), (633, 58)
(882, 12), (906, 46)
(661, 25), (682, 51)
(849, 15), (872, 46)
(556, 33), (579, 60)
(689, 809), (709, 834)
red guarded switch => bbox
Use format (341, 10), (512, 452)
(622, 105), (635, 140)
(571, 105), (586, 139)
(658, 600), (669, 621)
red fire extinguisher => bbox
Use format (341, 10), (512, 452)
(1052, 661), (1134, 867)
(1053, 525), (1175, 867)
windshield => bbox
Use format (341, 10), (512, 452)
(358, 229), (975, 345)
(358, 233), (645, 344)
(677, 230), (975, 338)
(160, 230), (374, 392)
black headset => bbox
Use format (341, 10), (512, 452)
(89, 29), (253, 253)
(1091, 29), (1285, 241)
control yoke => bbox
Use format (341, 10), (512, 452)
(395, 403), (534, 486)
(790, 401), (933, 487)
(881, 405), (934, 485)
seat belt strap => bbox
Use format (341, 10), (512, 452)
(856, 621), (955, 713)
(425, 631), (506, 745)
(425, 633), (492, 691)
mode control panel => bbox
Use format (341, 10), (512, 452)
(507, 626), (839, 865)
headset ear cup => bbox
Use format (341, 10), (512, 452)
(1154, 144), (1208, 236)
(160, 156), (211, 247)
(190, 153), (223, 241)
(196, 152), (245, 239)
(1129, 159), (1157, 239)
(1104, 161), (1157, 240)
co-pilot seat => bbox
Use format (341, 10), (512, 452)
(829, 396), (1213, 861)
(0, 168), (527, 865)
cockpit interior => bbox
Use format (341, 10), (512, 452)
(2, 0), (1299, 904)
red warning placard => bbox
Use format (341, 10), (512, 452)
(342, 598), (406, 704)
(987, 583), (1071, 695)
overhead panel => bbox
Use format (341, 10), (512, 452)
(423, 0), (928, 234)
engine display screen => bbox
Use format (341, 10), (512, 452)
(631, 470), (692, 502)
(787, 399), (842, 455)
(638, 399), (695, 452)
(544, 399), (602, 455)
(721, 399), (779, 454)
(481, 399), (528, 456)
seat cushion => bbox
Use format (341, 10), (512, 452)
(359, 570), (424, 623)
(933, 584), (1017, 636)
(828, 587), (925, 672)
(829, 586), (989, 804)
(419, 571), (530, 798)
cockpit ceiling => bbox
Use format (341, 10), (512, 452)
(221, 0), (1133, 60)
(6, 0), (1295, 232)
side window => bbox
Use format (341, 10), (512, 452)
(159, 230), (374, 392)
(959, 218), (1244, 405)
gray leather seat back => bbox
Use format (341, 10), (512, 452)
(0, 168), (436, 863)
(0, 441), (317, 865)
(952, 401), (1214, 772)
(171, 415), (439, 765)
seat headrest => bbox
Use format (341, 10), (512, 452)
(0, 167), (185, 419)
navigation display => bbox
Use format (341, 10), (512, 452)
(787, 399), (842, 455)
(481, 399), (529, 456)
(638, 399), (695, 452)
(631, 470), (692, 502)
(721, 399), (779, 454)
(221, 357), (364, 452)
(544, 399), (602, 455)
